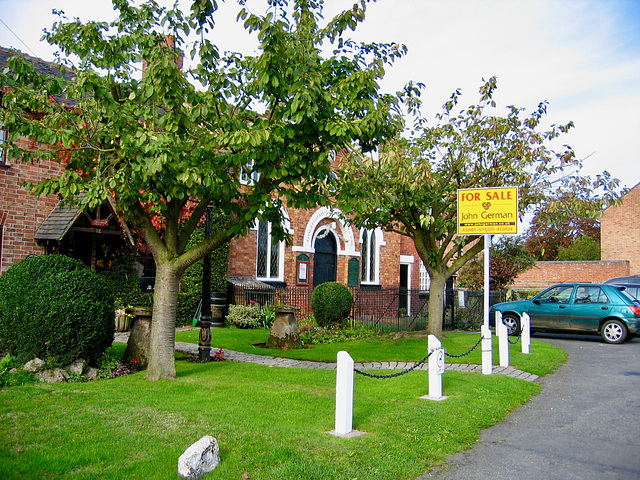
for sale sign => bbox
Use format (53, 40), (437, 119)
(457, 187), (518, 235)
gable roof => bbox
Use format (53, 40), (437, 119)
(34, 202), (83, 242)
(0, 46), (75, 104)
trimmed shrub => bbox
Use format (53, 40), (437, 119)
(226, 304), (261, 329)
(312, 282), (353, 328)
(0, 255), (115, 365)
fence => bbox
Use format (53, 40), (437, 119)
(228, 282), (523, 332)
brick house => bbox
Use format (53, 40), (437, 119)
(601, 182), (640, 274)
(0, 47), (133, 274)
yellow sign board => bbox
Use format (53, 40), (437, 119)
(457, 187), (518, 235)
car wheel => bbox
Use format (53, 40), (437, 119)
(601, 319), (628, 344)
(501, 313), (521, 336)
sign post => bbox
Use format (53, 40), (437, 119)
(457, 187), (519, 373)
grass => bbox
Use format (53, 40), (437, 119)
(177, 328), (567, 377)
(0, 332), (566, 479)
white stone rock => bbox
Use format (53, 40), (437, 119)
(37, 368), (69, 383)
(85, 367), (99, 381)
(66, 359), (86, 375)
(177, 436), (220, 480)
(23, 358), (46, 373)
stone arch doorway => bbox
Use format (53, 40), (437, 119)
(313, 231), (337, 287)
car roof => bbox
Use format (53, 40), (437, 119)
(604, 275), (640, 285)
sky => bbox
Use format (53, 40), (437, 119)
(1, 0), (639, 192)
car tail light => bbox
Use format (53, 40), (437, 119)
(629, 305), (640, 316)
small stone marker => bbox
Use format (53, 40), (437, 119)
(177, 435), (220, 480)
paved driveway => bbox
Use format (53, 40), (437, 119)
(418, 334), (640, 480)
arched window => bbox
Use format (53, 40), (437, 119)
(256, 220), (284, 281)
(360, 229), (379, 284)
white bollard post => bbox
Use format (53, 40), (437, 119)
(522, 312), (531, 354)
(481, 325), (492, 375)
(420, 335), (448, 401)
(334, 351), (354, 435)
(496, 311), (510, 367)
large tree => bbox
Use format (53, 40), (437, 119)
(336, 78), (621, 336)
(0, 0), (405, 379)
(525, 201), (601, 260)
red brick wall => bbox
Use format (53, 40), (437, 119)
(512, 260), (629, 290)
(0, 138), (64, 274)
(227, 204), (421, 290)
(601, 182), (640, 274)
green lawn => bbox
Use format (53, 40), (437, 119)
(177, 328), (567, 376)
(0, 333), (566, 479)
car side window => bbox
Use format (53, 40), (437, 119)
(574, 286), (609, 305)
(539, 286), (574, 304)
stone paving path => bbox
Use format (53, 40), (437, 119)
(114, 331), (538, 382)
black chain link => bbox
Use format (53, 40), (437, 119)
(354, 351), (432, 379)
(443, 335), (483, 358)
(508, 333), (521, 344)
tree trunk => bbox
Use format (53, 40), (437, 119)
(145, 262), (181, 380)
(426, 271), (447, 337)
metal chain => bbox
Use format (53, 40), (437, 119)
(443, 335), (483, 358)
(508, 334), (521, 345)
(354, 351), (432, 379)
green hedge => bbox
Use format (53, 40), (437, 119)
(311, 282), (353, 328)
(0, 255), (115, 365)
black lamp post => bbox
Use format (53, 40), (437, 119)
(198, 205), (213, 362)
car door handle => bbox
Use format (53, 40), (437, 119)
(559, 305), (567, 309)
(601, 306), (609, 310)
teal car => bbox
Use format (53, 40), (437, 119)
(490, 283), (640, 344)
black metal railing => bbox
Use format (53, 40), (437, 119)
(228, 282), (524, 332)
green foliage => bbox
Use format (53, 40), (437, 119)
(0, 355), (37, 388)
(226, 304), (262, 329)
(259, 303), (276, 330)
(98, 247), (150, 308)
(524, 202), (601, 260)
(301, 323), (379, 346)
(311, 282), (353, 328)
(457, 236), (536, 290)
(557, 235), (601, 261)
(0, 255), (115, 365)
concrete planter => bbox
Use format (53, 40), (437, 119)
(266, 305), (302, 349)
(123, 307), (153, 368)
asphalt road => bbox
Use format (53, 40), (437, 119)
(417, 333), (640, 480)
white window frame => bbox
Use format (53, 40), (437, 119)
(419, 260), (431, 291)
(240, 159), (260, 185)
(0, 127), (8, 166)
(360, 227), (384, 285)
(252, 217), (288, 282)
